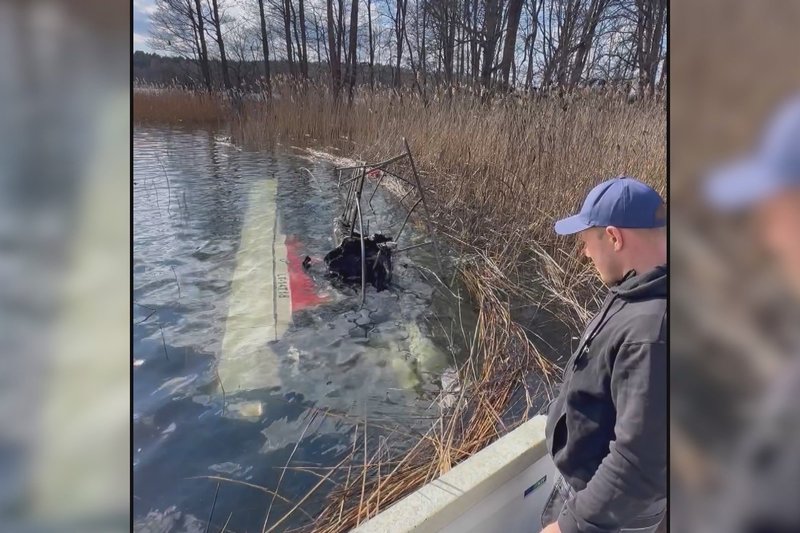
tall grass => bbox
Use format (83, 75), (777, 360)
(133, 82), (665, 531)
(134, 86), (226, 125)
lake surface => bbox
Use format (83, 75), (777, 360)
(133, 127), (473, 532)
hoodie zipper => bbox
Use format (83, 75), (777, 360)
(564, 292), (622, 380)
(566, 270), (641, 370)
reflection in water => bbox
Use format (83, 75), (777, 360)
(133, 127), (473, 532)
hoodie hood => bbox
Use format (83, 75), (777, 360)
(610, 264), (667, 300)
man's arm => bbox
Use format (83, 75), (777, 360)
(557, 340), (667, 533)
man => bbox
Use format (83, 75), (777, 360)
(700, 95), (800, 532)
(541, 177), (668, 533)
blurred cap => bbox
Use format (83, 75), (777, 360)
(706, 95), (800, 210)
(554, 177), (666, 235)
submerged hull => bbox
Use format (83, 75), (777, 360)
(218, 180), (325, 393)
(216, 177), (452, 407)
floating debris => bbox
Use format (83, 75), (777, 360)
(227, 400), (264, 419)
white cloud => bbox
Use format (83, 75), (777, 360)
(133, 0), (157, 16)
(133, 33), (151, 52)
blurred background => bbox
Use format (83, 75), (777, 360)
(0, 0), (129, 531)
(671, 0), (800, 531)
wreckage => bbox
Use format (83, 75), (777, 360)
(322, 139), (444, 304)
(324, 233), (394, 291)
(216, 140), (455, 410)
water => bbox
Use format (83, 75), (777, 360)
(133, 127), (472, 532)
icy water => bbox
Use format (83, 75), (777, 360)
(133, 127), (472, 532)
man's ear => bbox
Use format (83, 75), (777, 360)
(605, 226), (624, 251)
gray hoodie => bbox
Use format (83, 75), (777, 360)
(545, 265), (667, 533)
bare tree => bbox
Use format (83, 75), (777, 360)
(327, 0), (342, 95)
(144, 0), (665, 97)
(393, 0), (409, 88)
(282, 0), (296, 74)
(192, 0), (213, 90)
(227, 23), (260, 88)
(345, 0), (360, 100)
(338, 0), (346, 68)
(567, 0), (611, 89)
(428, 0), (457, 86)
(149, 0), (212, 90)
(657, 47), (666, 93)
(366, 0), (375, 88)
(298, 0), (309, 77)
(523, 0), (542, 91)
(257, 0), (273, 95)
(469, 0), (479, 81)
(206, 0), (233, 90)
(290, 1), (305, 76)
(499, 0), (524, 90)
(480, 0), (503, 89)
(311, 7), (326, 64)
(634, 0), (666, 95)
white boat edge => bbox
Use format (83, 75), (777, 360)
(352, 415), (556, 533)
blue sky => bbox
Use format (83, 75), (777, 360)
(133, 0), (155, 52)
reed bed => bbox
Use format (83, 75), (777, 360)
(134, 86), (227, 125)
(133, 82), (665, 531)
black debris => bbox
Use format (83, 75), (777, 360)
(324, 233), (393, 291)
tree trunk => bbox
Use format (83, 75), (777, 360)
(313, 11), (323, 64)
(346, 0), (359, 101)
(657, 48), (667, 93)
(480, 0), (501, 90)
(394, 0), (407, 88)
(443, 3), (455, 85)
(420, 0), (427, 87)
(290, 1), (304, 76)
(338, 0), (345, 68)
(634, 0), (666, 96)
(499, 0), (523, 90)
(283, 0), (296, 75)
(568, 0), (608, 90)
(298, 0), (309, 77)
(190, 0), (212, 91)
(209, 0), (232, 90)
(327, 0), (341, 95)
(470, 0), (479, 82)
(459, 0), (468, 82)
(525, 33), (535, 90)
(257, 0), (272, 96)
(541, 0), (578, 89)
(367, 0), (375, 89)
(555, 0), (579, 87)
(648, 0), (666, 95)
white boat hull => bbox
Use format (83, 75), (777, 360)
(353, 415), (557, 533)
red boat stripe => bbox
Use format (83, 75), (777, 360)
(285, 235), (327, 311)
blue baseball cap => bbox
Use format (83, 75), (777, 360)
(705, 95), (800, 210)
(554, 177), (666, 235)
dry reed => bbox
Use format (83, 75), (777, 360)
(134, 86), (226, 125)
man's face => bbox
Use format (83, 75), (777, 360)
(578, 227), (623, 285)
(752, 188), (800, 295)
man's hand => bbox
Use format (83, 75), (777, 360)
(541, 521), (561, 533)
